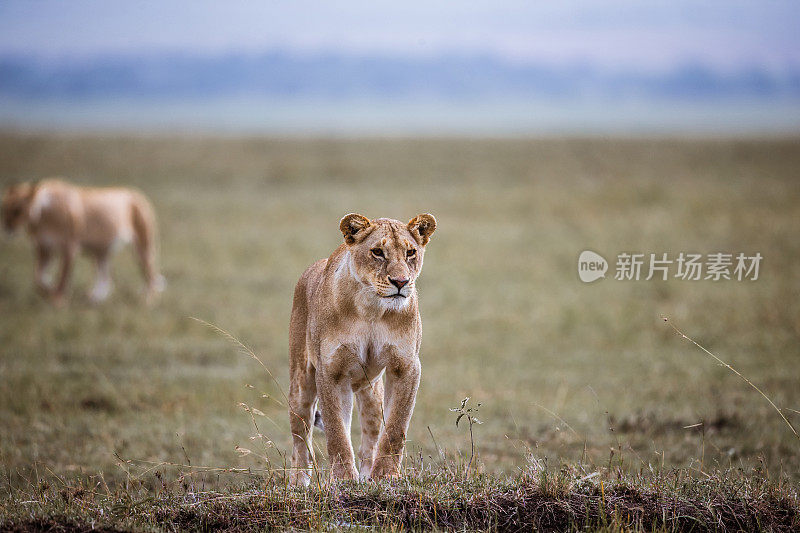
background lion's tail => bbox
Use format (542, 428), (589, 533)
(130, 191), (165, 296)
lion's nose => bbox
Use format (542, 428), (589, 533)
(389, 277), (409, 289)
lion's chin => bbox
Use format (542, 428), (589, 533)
(377, 293), (411, 312)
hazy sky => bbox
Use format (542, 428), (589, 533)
(1, 1), (799, 71)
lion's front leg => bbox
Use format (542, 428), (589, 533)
(317, 346), (358, 482)
(370, 354), (421, 480)
(355, 378), (384, 479)
(33, 244), (54, 296)
(288, 363), (318, 487)
(51, 242), (77, 306)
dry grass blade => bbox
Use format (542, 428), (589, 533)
(533, 402), (580, 438)
(663, 316), (799, 439)
(191, 317), (288, 407)
(5, 467), (798, 532)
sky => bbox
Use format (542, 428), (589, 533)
(0, 1), (799, 72)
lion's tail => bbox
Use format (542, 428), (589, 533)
(130, 192), (165, 296)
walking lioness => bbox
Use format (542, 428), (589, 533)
(288, 213), (436, 485)
(1, 178), (165, 305)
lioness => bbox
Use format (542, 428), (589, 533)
(1, 178), (165, 305)
(288, 213), (436, 485)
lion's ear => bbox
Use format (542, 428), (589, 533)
(3, 182), (31, 204)
(5, 182), (29, 196)
(407, 213), (436, 245)
(340, 213), (372, 245)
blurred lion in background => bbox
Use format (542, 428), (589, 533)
(2, 178), (165, 305)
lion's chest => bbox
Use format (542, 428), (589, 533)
(320, 319), (415, 388)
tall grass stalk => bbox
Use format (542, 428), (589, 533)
(663, 316), (799, 439)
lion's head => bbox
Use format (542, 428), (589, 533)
(339, 213), (436, 311)
(1, 182), (35, 233)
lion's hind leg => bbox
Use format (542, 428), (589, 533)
(288, 362), (318, 487)
(313, 409), (324, 431)
(88, 250), (114, 303)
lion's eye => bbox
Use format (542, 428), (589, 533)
(406, 249), (416, 258)
(371, 248), (384, 258)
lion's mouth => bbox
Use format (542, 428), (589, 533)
(383, 293), (406, 299)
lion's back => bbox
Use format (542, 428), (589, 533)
(288, 258), (328, 370)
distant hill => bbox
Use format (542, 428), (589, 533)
(1, 51), (799, 101)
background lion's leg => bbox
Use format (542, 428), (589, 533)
(34, 244), (54, 295)
(131, 195), (164, 300)
(288, 363), (317, 487)
(89, 251), (113, 303)
(51, 242), (77, 306)
(355, 378), (384, 480)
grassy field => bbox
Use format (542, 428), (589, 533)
(0, 133), (798, 529)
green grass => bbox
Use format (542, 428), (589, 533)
(1, 133), (799, 530)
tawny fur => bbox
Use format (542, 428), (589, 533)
(1, 178), (165, 305)
(288, 213), (436, 486)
